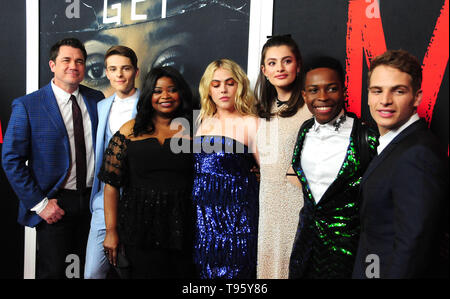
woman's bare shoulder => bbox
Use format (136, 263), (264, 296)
(119, 119), (136, 137)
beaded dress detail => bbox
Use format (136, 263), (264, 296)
(193, 136), (259, 279)
(256, 103), (312, 278)
(98, 131), (194, 251)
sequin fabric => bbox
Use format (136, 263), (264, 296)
(193, 136), (259, 279)
(289, 115), (378, 279)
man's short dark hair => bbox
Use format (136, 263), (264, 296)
(104, 45), (138, 69)
(49, 38), (87, 62)
(368, 49), (422, 93)
(302, 56), (345, 89)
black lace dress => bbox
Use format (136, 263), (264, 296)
(98, 131), (194, 278)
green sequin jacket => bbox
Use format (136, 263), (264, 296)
(289, 113), (378, 279)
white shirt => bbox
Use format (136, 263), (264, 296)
(108, 92), (138, 134)
(31, 81), (95, 214)
(377, 113), (420, 155)
(301, 111), (354, 204)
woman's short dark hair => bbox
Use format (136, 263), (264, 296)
(49, 37), (87, 62)
(254, 35), (304, 120)
(302, 56), (345, 89)
(132, 66), (193, 137)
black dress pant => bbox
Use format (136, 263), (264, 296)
(35, 189), (91, 279)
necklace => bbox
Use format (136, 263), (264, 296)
(276, 98), (288, 107)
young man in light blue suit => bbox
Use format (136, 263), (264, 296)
(84, 46), (140, 279)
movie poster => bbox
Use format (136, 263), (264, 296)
(273, 0), (449, 144)
(39, 0), (251, 108)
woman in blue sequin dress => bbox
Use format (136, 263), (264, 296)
(193, 59), (260, 279)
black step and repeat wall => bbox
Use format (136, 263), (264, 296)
(0, 0), (448, 278)
(0, 0), (26, 279)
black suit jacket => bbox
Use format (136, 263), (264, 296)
(352, 119), (449, 278)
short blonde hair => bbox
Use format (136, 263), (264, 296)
(198, 59), (257, 123)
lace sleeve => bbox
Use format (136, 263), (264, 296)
(98, 131), (129, 188)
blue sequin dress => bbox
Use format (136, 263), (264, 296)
(193, 136), (259, 279)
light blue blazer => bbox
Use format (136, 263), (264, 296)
(89, 90), (139, 227)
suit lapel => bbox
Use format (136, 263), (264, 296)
(40, 83), (70, 154)
(79, 85), (99, 149)
(132, 89), (140, 118)
(292, 119), (317, 205)
(361, 119), (424, 185)
(95, 95), (115, 168)
(319, 122), (359, 205)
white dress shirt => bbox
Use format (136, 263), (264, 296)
(108, 92), (138, 134)
(377, 113), (420, 155)
(31, 81), (95, 214)
(301, 111), (354, 204)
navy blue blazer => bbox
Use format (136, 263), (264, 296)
(352, 119), (449, 278)
(1, 82), (104, 227)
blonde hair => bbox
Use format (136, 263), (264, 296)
(197, 59), (257, 123)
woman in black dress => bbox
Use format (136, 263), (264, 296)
(100, 66), (194, 278)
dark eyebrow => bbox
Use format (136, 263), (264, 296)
(305, 82), (338, 87)
(392, 85), (410, 90)
(266, 56), (293, 61)
(368, 85), (410, 90)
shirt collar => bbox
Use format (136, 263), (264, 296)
(113, 89), (139, 103)
(312, 109), (346, 132)
(51, 80), (80, 104)
(377, 113), (420, 154)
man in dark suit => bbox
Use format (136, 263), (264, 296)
(352, 50), (448, 278)
(2, 38), (104, 278)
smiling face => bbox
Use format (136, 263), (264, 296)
(302, 67), (345, 124)
(105, 54), (139, 98)
(261, 45), (300, 93)
(151, 76), (181, 117)
(49, 45), (86, 93)
(368, 65), (422, 136)
(209, 68), (238, 114)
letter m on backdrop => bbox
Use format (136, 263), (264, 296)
(345, 0), (449, 126)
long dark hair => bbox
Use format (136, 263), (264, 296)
(255, 35), (304, 120)
(132, 66), (193, 137)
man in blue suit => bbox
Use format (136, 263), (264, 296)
(2, 38), (104, 278)
(352, 50), (448, 278)
(84, 45), (140, 279)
